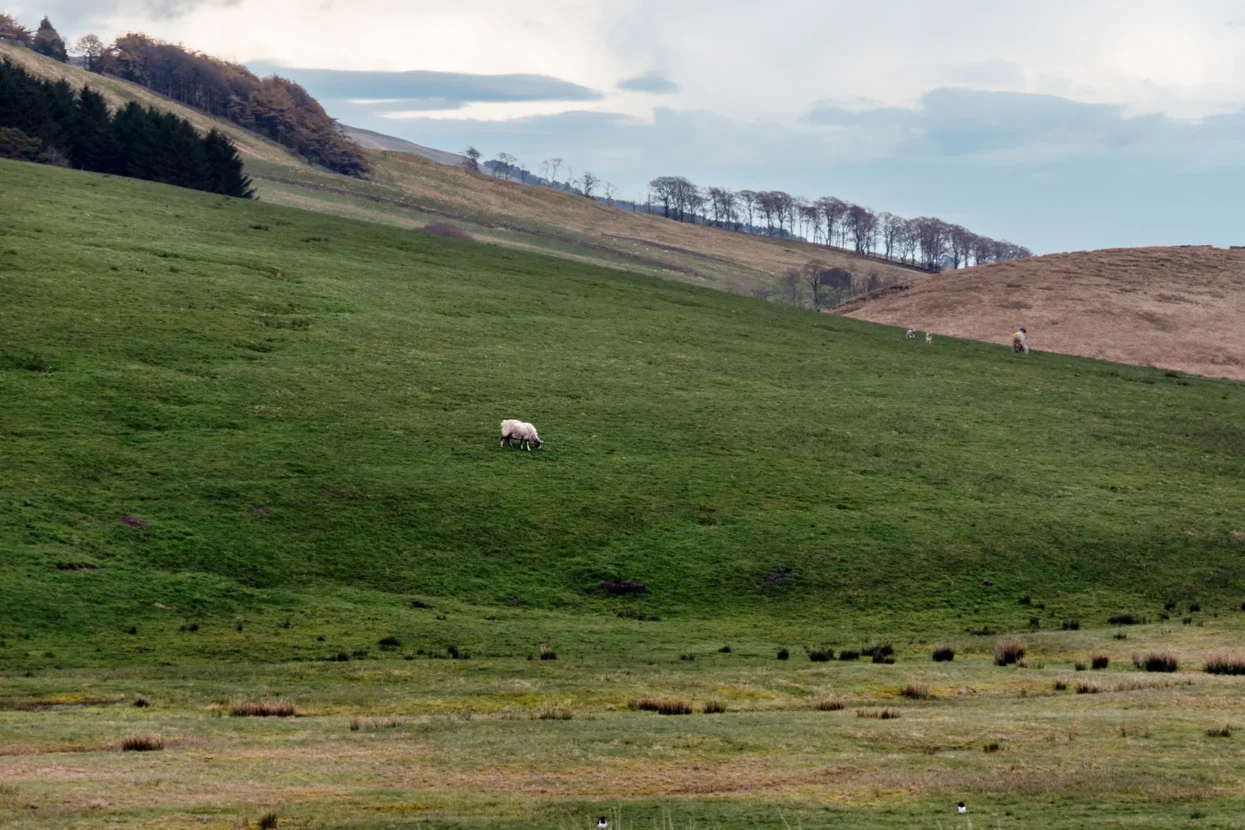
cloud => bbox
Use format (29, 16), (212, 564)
(617, 71), (679, 94)
(247, 63), (603, 109)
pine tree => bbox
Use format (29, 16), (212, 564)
(202, 130), (254, 198)
(33, 17), (68, 62)
(71, 88), (117, 172)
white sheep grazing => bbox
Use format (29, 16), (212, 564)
(905, 329), (916, 340)
(925, 331), (934, 345)
(500, 419), (542, 451)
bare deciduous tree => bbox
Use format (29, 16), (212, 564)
(580, 171), (599, 198)
(546, 157), (563, 185)
(603, 181), (619, 206)
(462, 146), (481, 173)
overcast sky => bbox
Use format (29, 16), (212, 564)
(13, 0), (1245, 253)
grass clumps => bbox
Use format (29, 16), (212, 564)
(378, 636), (401, 650)
(229, 699), (296, 718)
(838, 649), (860, 661)
(1134, 652), (1179, 673)
(629, 697), (693, 716)
(120, 732), (164, 752)
(539, 645), (557, 661)
(807, 646), (834, 662)
(813, 696), (845, 711)
(702, 700), (726, 714)
(1109, 614), (1146, 625)
(1091, 653), (1110, 670)
(856, 708), (900, 720)
(932, 645), (955, 662)
(132, 695), (150, 708)
(994, 637), (1026, 666)
(538, 706), (573, 721)
(258, 813), (279, 830)
(899, 682), (933, 700)
(776, 648), (789, 661)
(1204, 653), (1245, 675)
(1053, 679), (1069, 691)
(1076, 680), (1101, 694)
(349, 716), (402, 731)
(1207, 725), (1232, 738)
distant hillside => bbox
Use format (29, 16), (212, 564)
(1, 40), (932, 297)
(836, 246), (1245, 381)
(341, 124), (466, 167)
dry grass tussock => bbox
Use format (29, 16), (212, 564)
(229, 698), (296, 718)
(1204, 652), (1245, 675)
(702, 700), (726, 714)
(538, 706), (573, 720)
(899, 682), (934, 700)
(813, 696), (845, 711)
(856, 707), (901, 719)
(119, 732), (164, 752)
(1134, 652), (1179, 673)
(994, 637), (1026, 666)
(629, 697), (693, 716)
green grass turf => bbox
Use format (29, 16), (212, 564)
(1, 159), (1243, 670)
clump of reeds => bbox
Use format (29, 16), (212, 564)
(229, 699), (296, 718)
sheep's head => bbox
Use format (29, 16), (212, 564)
(531, 436), (542, 449)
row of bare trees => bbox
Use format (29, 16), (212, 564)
(461, 148), (624, 204)
(646, 178), (1029, 269)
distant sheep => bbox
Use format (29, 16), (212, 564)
(925, 331), (933, 345)
(1012, 327), (1029, 354)
(500, 419), (542, 451)
(906, 329), (916, 340)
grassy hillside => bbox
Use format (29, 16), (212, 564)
(837, 246), (1245, 382)
(2, 40), (916, 296)
(2, 159), (1243, 670)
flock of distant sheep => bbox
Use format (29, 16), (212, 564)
(907, 327), (1030, 354)
(500, 329), (1030, 452)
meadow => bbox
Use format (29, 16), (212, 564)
(1, 159), (1244, 826)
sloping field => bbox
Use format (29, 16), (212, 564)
(2, 160), (1243, 669)
(837, 246), (1245, 381)
(341, 123), (468, 166)
(2, 42), (917, 295)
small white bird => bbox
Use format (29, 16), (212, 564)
(925, 331), (934, 345)
(597, 818), (609, 830)
(957, 802), (967, 814)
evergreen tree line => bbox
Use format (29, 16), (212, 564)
(0, 59), (253, 197)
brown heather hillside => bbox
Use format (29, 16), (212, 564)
(836, 246), (1245, 381)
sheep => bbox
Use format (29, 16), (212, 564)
(905, 329), (916, 340)
(500, 419), (542, 451)
(925, 331), (933, 345)
(1012, 327), (1029, 354)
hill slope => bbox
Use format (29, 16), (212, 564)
(341, 123), (468, 167)
(2, 160), (1243, 667)
(836, 246), (1245, 381)
(2, 40), (918, 296)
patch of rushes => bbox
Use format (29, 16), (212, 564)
(702, 700), (726, 714)
(1204, 652), (1245, 675)
(1134, 652), (1179, 673)
(1091, 653), (1110, 670)
(629, 697), (693, 716)
(350, 716), (402, 731)
(120, 732), (164, 752)
(229, 698), (296, 718)
(538, 705), (573, 720)
(814, 696), (845, 711)
(856, 707), (901, 719)
(994, 637), (1026, 666)
(1207, 725), (1232, 738)
(899, 682), (933, 700)
(932, 645), (955, 662)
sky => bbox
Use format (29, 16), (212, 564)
(13, 0), (1245, 253)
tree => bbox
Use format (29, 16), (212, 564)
(33, 17), (67, 62)
(913, 217), (949, 270)
(738, 190), (757, 232)
(546, 157), (562, 185)
(802, 259), (828, 309)
(878, 212), (904, 260)
(0, 14), (30, 46)
(580, 171), (599, 198)
(818, 197), (848, 248)
(72, 35), (106, 73)
(780, 268), (803, 307)
(602, 181), (618, 206)
(948, 224), (976, 269)
(846, 204), (877, 254)
(202, 129), (254, 198)
(462, 146), (481, 173)
(496, 152), (517, 179)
